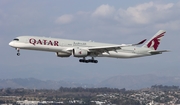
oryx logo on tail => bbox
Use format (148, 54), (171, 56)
(147, 32), (165, 50)
(143, 30), (166, 50)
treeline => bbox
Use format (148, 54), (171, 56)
(0, 87), (126, 96)
(151, 85), (179, 90)
(1, 85), (180, 96)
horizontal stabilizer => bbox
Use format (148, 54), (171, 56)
(149, 50), (170, 54)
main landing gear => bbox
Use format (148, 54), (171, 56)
(16, 48), (20, 56)
(79, 57), (98, 63)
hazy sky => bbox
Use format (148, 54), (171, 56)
(1, 0), (179, 84)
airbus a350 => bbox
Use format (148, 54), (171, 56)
(9, 30), (169, 63)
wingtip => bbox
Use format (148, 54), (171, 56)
(133, 39), (147, 46)
(138, 39), (147, 45)
(159, 30), (166, 33)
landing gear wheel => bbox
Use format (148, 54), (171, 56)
(85, 60), (89, 63)
(79, 59), (84, 62)
(17, 53), (20, 56)
(94, 60), (98, 63)
(79, 58), (98, 63)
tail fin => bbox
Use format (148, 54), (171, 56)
(142, 30), (166, 50)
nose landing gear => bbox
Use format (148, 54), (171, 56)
(16, 48), (20, 56)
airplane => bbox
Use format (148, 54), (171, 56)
(9, 30), (169, 63)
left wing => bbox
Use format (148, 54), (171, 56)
(87, 39), (147, 53)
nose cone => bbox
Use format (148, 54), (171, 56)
(9, 41), (14, 47)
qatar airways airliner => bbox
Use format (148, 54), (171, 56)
(9, 30), (169, 63)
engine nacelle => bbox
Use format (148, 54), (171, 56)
(56, 52), (71, 57)
(73, 48), (88, 57)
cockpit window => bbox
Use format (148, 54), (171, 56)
(13, 38), (19, 41)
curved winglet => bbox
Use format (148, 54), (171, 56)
(132, 39), (147, 46)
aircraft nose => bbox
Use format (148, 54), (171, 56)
(9, 41), (14, 47)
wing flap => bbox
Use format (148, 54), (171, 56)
(88, 45), (125, 53)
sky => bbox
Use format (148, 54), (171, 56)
(0, 0), (180, 84)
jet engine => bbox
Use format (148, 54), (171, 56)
(56, 52), (71, 57)
(73, 48), (88, 57)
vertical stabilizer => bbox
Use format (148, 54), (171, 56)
(142, 30), (166, 50)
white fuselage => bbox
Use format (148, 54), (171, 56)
(9, 36), (152, 58)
